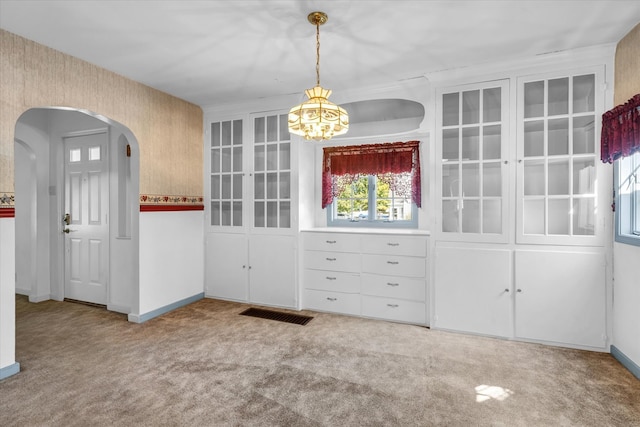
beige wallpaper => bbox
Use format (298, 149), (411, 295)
(614, 22), (640, 105)
(0, 29), (203, 202)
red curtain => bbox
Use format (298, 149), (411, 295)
(322, 141), (421, 208)
(601, 94), (640, 163)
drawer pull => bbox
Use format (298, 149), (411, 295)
(326, 240), (337, 244)
(326, 257), (337, 261)
(327, 297), (337, 301)
(387, 242), (400, 247)
(386, 282), (399, 287)
(386, 261), (399, 265)
(387, 304), (399, 308)
(326, 276), (337, 281)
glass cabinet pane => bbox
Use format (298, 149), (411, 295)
(232, 174), (242, 199)
(221, 121), (231, 146)
(233, 147), (242, 171)
(461, 200), (480, 233)
(254, 173), (264, 199)
(462, 164), (480, 197)
(442, 200), (459, 232)
(280, 202), (291, 228)
(221, 148), (231, 172)
(524, 121), (544, 157)
(279, 143), (291, 169)
(462, 90), (480, 124)
(232, 201), (242, 226)
(524, 81), (544, 118)
(254, 202), (264, 227)
(548, 118), (568, 155)
(254, 117), (265, 143)
(523, 199), (545, 234)
(483, 200), (502, 233)
(483, 125), (501, 160)
(548, 198), (570, 234)
(442, 129), (459, 161)
(221, 202), (231, 226)
(211, 202), (220, 226)
(267, 172), (278, 198)
(210, 119), (244, 229)
(573, 116), (595, 154)
(483, 87), (501, 122)
(279, 114), (290, 141)
(462, 127), (480, 161)
(233, 120), (242, 145)
(267, 144), (278, 170)
(279, 172), (290, 199)
(212, 122), (221, 146)
(254, 145), (265, 172)
(548, 160), (569, 195)
(211, 176), (220, 199)
(572, 197), (595, 235)
(221, 175), (231, 199)
(548, 78), (569, 116)
(267, 115), (278, 142)
(483, 162), (501, 197)
(211, 149), (221, 173)
(442, 93), (459, 126)
(524, 160), (545, 196)
(442, 164), (460, 197)
(573, 74), (595, 113)
(267, 201), (278, 227)
(573, 159), (595, 195)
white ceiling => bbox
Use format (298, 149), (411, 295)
(1, 1), (639, 107)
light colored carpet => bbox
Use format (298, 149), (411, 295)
(1, 295), (639, 426)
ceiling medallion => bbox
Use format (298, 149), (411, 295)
(288, 11), (349, 141)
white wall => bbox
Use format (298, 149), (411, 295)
(612, 242), (640, 366)
(137, 210), (204, 316)
(0, 218), (16, 371)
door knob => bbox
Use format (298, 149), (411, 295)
(62, 228), (76, 234)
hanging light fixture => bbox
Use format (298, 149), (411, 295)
(288, 11), (349, 141)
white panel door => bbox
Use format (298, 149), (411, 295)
(205, 233), (248, 301)
(64, 132), (109, 304)
(249, 234), (295, 308)
(514, 250), (606, 348)
(434, 246), (512, 337)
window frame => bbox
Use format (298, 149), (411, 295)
(615, 151), (640, 246)
(326, 174), (419, 229)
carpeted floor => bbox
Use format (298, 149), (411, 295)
(1, 295), (639, 426)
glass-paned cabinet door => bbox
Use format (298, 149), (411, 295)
(517, 70), (602, 245)
(437, 80), (510, 243)
(210, 119), (244, 227)
(252, 112), (291, 229)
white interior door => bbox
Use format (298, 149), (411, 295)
(64, 132), (109, 304)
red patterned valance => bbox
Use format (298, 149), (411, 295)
(322, 141), (421, 208)
(601, 94), (640, 163)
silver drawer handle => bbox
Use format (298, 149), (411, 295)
(387, 242), (400, 247)
(326, 257), (336, 261)
(386, 283), (399, 287)
(326, 240), (336, 244)
(327, 297), (337, 301)
(387, 261), (399, 265)
(326, 276), (337, 281)
(387, 304), (399, 308)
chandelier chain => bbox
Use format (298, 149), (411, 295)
(315, 20), (320, 86)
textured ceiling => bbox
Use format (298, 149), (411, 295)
(1, 0), (639, 107)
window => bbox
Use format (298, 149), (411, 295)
(615, 151), (640, 246)
(323, 141), (421, 228)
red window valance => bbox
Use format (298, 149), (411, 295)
(601, 93), (640, 163)
(322, 141), (421, 208)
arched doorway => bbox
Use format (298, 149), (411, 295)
(14, 107), (140, 315)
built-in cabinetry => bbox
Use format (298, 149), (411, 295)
(433, 63), (610, 350)
(205, 111), (297, 309)
(302, 230), (428, 325)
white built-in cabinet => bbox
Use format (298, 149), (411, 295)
(205, 112), (297, 309)
(433, 65), (609, 350)
(302, 230), (428, 325)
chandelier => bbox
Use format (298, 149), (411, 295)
(288, 11), (349, 141)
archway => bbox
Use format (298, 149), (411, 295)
(14, 107), (140, 315)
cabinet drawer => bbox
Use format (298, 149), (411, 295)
(304, 289), (361, 316)
(303, 232), (361, 253)
(361, 273), (425, 301)
(361, 235), (427, 257)
(362, 254), (425, 278)
(362, 296), (426, 324)
(305, 250), (361, 273)
(304, 269), (360, 293)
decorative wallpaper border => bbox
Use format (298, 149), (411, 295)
(1, 192), (15, 208)
(139, 194), (204, 206)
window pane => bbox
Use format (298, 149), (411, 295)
(70, 148), (81, 162)
(89, 146), (101, 161)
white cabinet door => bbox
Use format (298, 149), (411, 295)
(514, 250), (606, 348)
(434, 246), (512, 337)
(249, 234), (296, 308)
(205, 233), (248, 301)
